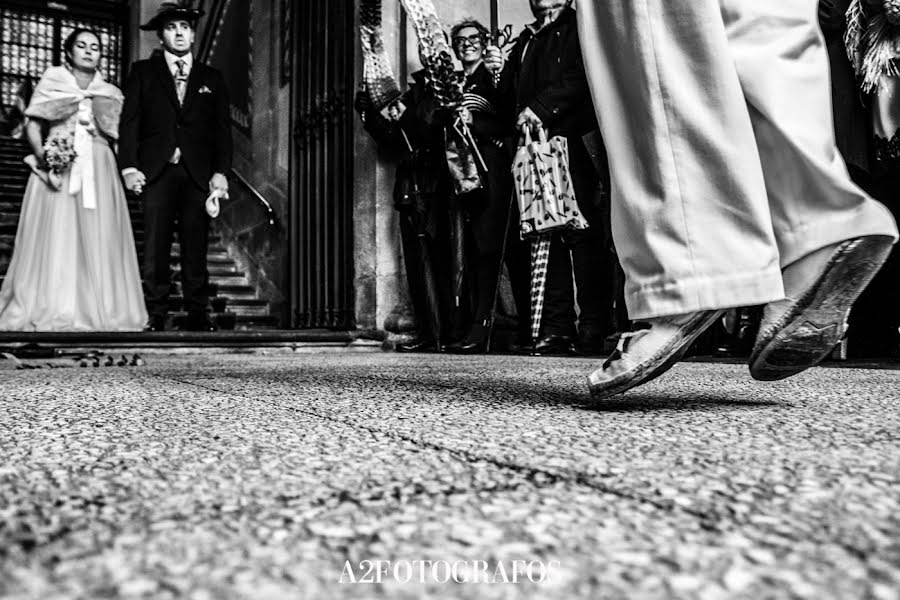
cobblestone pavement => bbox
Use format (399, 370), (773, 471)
(1, 352), (899, 599)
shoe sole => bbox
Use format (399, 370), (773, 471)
(749, 235), (894, 382)
(587, 310), (725, 400)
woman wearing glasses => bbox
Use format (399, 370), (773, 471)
(444, 19), (530, 353)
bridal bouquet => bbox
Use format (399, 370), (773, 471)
(43, 133), (77, 173)
(40, 133), (77, 190)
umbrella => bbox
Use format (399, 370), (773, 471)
(529, 234), (552, 343)
(450, 207), (467, 311)
(403, 134), (443, 347)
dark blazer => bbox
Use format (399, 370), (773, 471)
(819, 0), (871, 174)
(119, 53), (233, 190)
(496, 7), (598, 140)
(496, 8), (607, 219)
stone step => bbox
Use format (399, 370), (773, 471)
(166, 298), (270, 317)
(0, 159), (28, 166)
(173, 282), (257, 300)
(168, 312), (280, 330)
(0, 182), (27, 193)
(0, 284), (271, 321)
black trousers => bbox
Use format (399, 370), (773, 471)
(848, 167), (900, 356)
(539, 144), (615, 339)
(458, 141), (531, 339)
(142, 163), (210, 317)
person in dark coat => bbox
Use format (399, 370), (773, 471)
(119, 1), (232, 332)
(444, 19), (532, 353)
(819, 0), (872, 180)
(355, 70), (456, 352)
(831, 0), (900, 358)
(486, 0), (614, 356)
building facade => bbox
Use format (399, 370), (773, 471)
(0, 0), (536, 334)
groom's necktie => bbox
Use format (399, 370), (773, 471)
(170, 59), (189, 164)
(175, 59), (188, 105)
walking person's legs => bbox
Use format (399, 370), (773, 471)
(577, 0), (783, 397)
(577, 0), (897, 397)
(721, 0), (898, 379)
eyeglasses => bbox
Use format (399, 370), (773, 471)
(452, 34), (484, 49)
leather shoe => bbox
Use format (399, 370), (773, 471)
(446, 337), (488, 354)
(184, 312), (218, 332)
(143, 315), (166, 332)
(446, 325), (490, 354)
(588, 310), (725, 399)
(750, 235), (894, 381)
(531, 334), (576, 356)
(396, 337), (441, 353)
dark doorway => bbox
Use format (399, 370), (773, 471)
(288, 0), (356, 330)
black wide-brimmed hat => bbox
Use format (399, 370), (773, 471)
(140, 1), (205, 31)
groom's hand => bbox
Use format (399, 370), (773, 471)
(209, 172), (229, 195)
(123, 170), (147, 195)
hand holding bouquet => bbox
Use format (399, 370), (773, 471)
(41, 133), (78, 191)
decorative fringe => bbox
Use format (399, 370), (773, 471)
(845, 0), (900, 94)
(360, 0), (402, 110)
(398, 0), (466, 109)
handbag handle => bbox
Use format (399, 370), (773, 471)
(520, 123), (532, 146)
(520, 123), (547, 145)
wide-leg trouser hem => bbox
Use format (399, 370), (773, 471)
(775, 202), (898, 267)
(625, 265), (784, 321)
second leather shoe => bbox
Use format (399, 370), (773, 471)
(184, 312), (218, 332)
(144, 315), (166, 332)
(396, 337), (441, 353)
(531, 334), (576, 356)
(446, 325), (490, 354)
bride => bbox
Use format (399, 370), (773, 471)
(0, 28), (147, 331)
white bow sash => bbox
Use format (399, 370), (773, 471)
(68, 98), (97, 209)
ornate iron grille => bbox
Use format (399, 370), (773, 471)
(0, 2), (127, 112)
(289, 0), (356, 330)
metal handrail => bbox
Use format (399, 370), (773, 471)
(231, 168), (280, 229)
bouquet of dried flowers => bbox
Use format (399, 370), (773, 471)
(39, 132), (77, 190)
(42, 133), (77, 173)
(399, 0), (487, 195)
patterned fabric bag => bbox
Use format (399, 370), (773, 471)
(512, 126), (588, 238)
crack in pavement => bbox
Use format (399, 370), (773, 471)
(150, 374), (725, 526)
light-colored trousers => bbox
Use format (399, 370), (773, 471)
(577, 0), (898, 320)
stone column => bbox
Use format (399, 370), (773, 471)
(352, 0), (407, 334)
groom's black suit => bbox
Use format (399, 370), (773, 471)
(119, 52), (232, 320)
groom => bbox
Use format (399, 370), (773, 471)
(119, 1), (232, 332)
